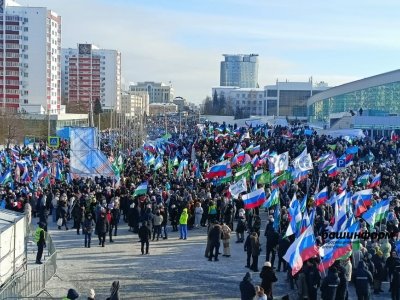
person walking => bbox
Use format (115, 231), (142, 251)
(138, 221), (151, 255)
(111, 203), (121, 237)
(236, 211), (247, 243)
(35, 221), (46, 264)
(244, 232), (253, 269)
(259, 261), (278, 299)
(179, 208), (188, 240)
(160, 205), (168, 239)
(83, 213), (95, 248)
(265, 218), (279, 268)
(208, 222), (222, 261)
(96, 211), (109, 247)
(240, 272), (256, 300)
(152, 210), (163, 241)
(221, 222), (232, 257)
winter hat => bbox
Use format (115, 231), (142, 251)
(88, 289), (95, 299)
(66, 289), (79, 300)
(264, 261), (271, 267)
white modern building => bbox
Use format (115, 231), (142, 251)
(211, 79), (328, 118)
(61, 44), (121, 113)
(120, 91), (149, 116)
(129, 81), (174, 104)
(0, 0), (62, 114)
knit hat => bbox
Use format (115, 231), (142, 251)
(88, 289), (95, 298)
(264, 261), (271, 267)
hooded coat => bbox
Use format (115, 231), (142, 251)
(240, 272), (256, 300)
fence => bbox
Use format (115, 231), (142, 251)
(0, 232), (57, 300)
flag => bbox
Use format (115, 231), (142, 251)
(234, 168), (250, 181)
(337, 153), (353, 168)
(232, 151), (245, 166)
(300, 195), (308, 213)
(351, 189), (373, 207)
(354, 195), (368, 217)
(273, 203), (281, 232)
(250, 145), (260, 155)
(0, 169), (12, 185)
(300, 210), (310, 234)
(292, 148), (313, 172)
(356, 172), (370, 186)
(328, 164), (339, 178)
(283, 226), (319, 276)
(225, 148), (234, 158)
(332, 201), (348, 232)
(257, 172), (271, 185)
(346, 146), (359, 155)
(318, 152), (337, 171)
(260, 150), (270, 159)
(251, 155), (260, 167)
(362, 199), (390, 226)
(285, 199), (302, 237)
(229, 177), (247, 199)
(292, 169), (309, 184)
(368, 173), (381, 188)
(242, 188), (266, 209)
(263, 189), (280, 208)
(205, 160), (229, 179)
(318, 222), (359, 272)
(133, 182), (148, 196)
(270, 152), (289, 174)
(271, 171), (291, 189)
(314, 187), (329, 206)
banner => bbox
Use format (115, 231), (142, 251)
(229, 177), (247, 199)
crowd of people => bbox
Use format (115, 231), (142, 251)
(2, 113), (400, 299)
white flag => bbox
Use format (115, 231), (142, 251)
(293, 148), (313, 172)
(271, 151), (289, 174)
(229, 177), (247, 199)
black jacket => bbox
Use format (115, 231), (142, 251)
(208, 224), (222, 244)
(95, 215), (109, 234)
(240, 273), (256, 300)
(259, 266), (277, 295)
(320, 268), (340, 300)
(138, 224), (151, 241)
(355, 261), (373, 294)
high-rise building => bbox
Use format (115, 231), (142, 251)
(61, 44), (121, 113)
(220, 54), (259, 88)
(129, 81), (174, 104)
(0, 0), (61, 114)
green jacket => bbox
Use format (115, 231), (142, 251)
(179, 208), (188, 225)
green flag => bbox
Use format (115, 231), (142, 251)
(237, 162), (252, 173)
(258, 172), (271, 184)
(235, 169), (250, 181)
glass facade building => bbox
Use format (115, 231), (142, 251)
(220, 54), (259, 88)
(308, 70), (400, 122)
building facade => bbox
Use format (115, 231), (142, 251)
(149, 103), (177, 116)
(61, 44), (121, 113)
(220, 54), (259, 88)
(0, 0), (61, 114)
(211, 80), (327, 118)
(172, 96), (187, 112)
(307, 69), (400, 123)
(129, 81), (174, 104)
(265, 80), (328, 119)
(120, 91), (149, 117)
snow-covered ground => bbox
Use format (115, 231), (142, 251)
(27, 215), (390, 300)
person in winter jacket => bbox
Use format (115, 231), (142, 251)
(152, 210), (163, 241)
(250, 232), (260, 272)
(106, 280), (120, 300)
(96, 212), (109, 247)
(179, 208), (188, 239)
(391, 261), (400, 300)
(221, 222), (232, 257)
(194, 202), (203, 228)
(320, 266), (340, 300)
(110, 205), (121, 237)
(170, 205), (179, 231)
(304, 259), (321, 300)
(208, 222), (222, 261)
(265, 219), (279, 268)
(387, 251), (399, 292)
(83, 213), (95, 248)
(236, 212), (247, 243)
(138, 221), (151, 255)
(240, 272), (256, 300)
(371, 247), (385, 294)
(259, 261), (278, 299)
(63, 288), (79, 300)
(297, 269), (309, 300)
(277, 235), (290, 272)
(244, 232), (253, 269)
(333, 261), (348, 300)
(160, 205), (168, 239)
(355, 261), (373, 300)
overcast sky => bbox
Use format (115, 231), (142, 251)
(19, 0), (400, 104)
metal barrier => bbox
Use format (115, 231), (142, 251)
(0, 232), (57, 300)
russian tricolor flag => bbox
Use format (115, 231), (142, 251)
(283, 226), (319, 276)
(232, 151), (245, 166)
(242, 188), (266, 209)
(205, 160), (229, 179)
(250, 145), (260, 155)
(328, 164), (339, 178)
(224, 148), (234, 158)
(351, 189), (373, 207)
(368, 173), (381, 188)
(314, 187), (328, 206)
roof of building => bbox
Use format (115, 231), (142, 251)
(0, 209), (25, 232)
(307, 69), (400, 107)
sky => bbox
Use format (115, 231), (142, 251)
(19, 0), (400, 104)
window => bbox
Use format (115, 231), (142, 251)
(267, 89), (277, 97)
